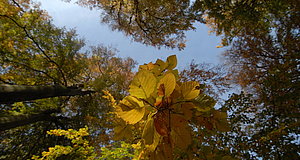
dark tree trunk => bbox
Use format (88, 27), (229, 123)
(0, 109), (60, 131)
(0, 84), (94, 104)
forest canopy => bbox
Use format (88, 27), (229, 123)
(0, 0), (299, 159)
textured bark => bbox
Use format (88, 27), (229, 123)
(0, 109), (60, 131)
(0, 84), (95, 104)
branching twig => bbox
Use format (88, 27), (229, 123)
(0, 14), (68, 86)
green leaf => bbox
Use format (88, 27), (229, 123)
(194, 94), (216, 112)
(157, 72), (176, 97)
(155, 59), (168, 71)
(166, 55), (177, 70)
(180, 81), (200, 100)
(129, 70), (157, 99)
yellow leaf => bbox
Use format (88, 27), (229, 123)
(142, 115), (155, 145)
(116, 96), (145, 124)
(166, 55), (177, 70)
(180, 81), (200, 100)
(139, 62), (155, 70)
(117, 107), (145, 124)
(155, 59), (168, 71)
(147, 128), (161, 152)
(129, 70), (157, 99)
(157, 73), (176, 97)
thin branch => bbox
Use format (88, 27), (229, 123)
(11, 0), (24, 12)
(139, 98), (158, 110)
(9, 59), (58, 83)
(0, 14), (68, 86)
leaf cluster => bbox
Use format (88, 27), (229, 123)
(105, 55), (230, 159)
(32, 127), (97, 160)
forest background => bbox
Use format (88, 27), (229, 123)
(0, 0), (299, 160)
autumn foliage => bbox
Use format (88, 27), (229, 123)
(104, 55), (229, 159)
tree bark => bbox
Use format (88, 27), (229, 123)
(0, 109), (60, 131)
(0, 84), (95, 104)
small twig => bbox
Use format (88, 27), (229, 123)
(139, 98), (158, 110)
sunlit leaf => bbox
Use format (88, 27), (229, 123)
(116, 107), (145, 124)
(166, 55), (177, 70)
(116, 96), (145, 124)
(142, 115), (155, 145)
(147, 128), (161, 152)
(129, 70), (157, 99)
(157, 72), (176, 97)
(155, 59), (168, 71)
(180, 81), (200, 100)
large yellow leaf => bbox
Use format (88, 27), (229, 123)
(156, 59), (167, 70)
(166, 55), (177, 70)
(117, 107), (145, 124)
(116, 96), (145, 124)
(180, 81), (200, 100)
(147, 128), (161, 152)
(129, 70), (157, 99)
(142, 115), (155, 145)
(157, 73), (176, 97)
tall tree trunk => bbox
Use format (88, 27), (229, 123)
(0, 84), (94, 104)
(0, 109), (60, 131)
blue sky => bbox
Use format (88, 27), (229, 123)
(37, 0), (225, 70)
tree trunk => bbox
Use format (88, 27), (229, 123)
(0, 84), (94, 104)
(0, 109), (60, 131)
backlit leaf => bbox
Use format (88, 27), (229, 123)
(181, 81), (200, 100)
(157, 73), (176, 97)
(147, 128), (161, 152)
(117, 107), (145, 124)
(129, 70), (157, 99)
(155, 59), (168, 71)
(142, 115), (155, 145)
(116, 96), (145, 124)
(166, 55), (177, 70)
